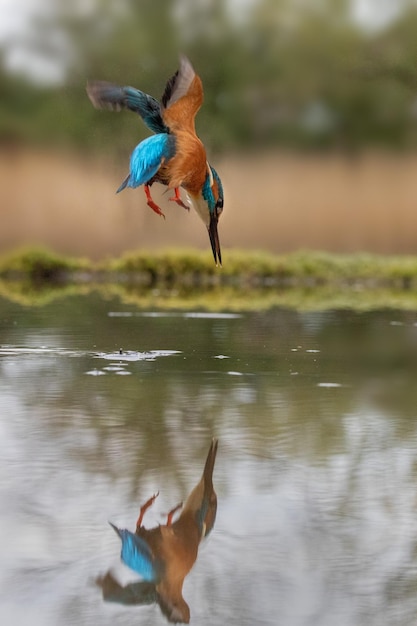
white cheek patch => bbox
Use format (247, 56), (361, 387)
(207, 161), (214, 187)
(186, 192), (210, 227)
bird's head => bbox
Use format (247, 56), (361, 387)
(157, 586), (191, 624)
(187, 163), (223, 266)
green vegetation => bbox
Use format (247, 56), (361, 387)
(0, 247), (88, 281)
(2, 0), (417, 152)
(3, 246), (417, 286)
(2, 247), (417, 310)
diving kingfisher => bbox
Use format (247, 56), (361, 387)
(109, 439), (218, 623)
(87, 56), (223, 265)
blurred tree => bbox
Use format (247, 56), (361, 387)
(1, 0), (417, 152)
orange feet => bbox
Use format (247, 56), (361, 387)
(169, 187), (189, 211)
(144, 185), (165, 218)
(136, 491), (159, 531)
(165, 502), (183, 526)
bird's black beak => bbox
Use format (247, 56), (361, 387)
(208, 215), (222, 267)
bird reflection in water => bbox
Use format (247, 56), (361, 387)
(97, 438), (218, 623)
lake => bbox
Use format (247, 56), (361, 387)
(1, 290), (417, 625)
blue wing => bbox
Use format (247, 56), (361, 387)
(117, 86), (166, 133)
(109, 523), (157, 582)
(87, 81), (166, 134)
(117, 134), (176, 193)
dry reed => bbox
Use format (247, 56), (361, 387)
(1, 147), (417, 259)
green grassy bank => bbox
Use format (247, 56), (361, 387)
(1, 247), (417, 311)
(2, 246), (417, 286)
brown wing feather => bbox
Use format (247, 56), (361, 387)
(162, 56), (203, 133)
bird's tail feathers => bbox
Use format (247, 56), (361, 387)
(109, 521), (123, 537)
(116, 175), (130, 194)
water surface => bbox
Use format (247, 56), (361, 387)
(1, 292), (417, 625)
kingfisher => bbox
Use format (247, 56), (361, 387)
(87, 56), (223, 265)
(108, 438), (218, 624)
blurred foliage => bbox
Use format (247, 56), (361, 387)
(2, 246), (417, 299)
(0, 246), (88, 278)
(2, 0), (417, 153)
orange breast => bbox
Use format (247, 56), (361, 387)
(137, 514), (200, 587)
(164, 130), (207, 194)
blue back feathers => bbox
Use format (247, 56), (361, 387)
(115, 527), (157, 582)
(117, 134), (176, 192)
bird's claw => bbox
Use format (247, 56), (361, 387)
(144, 184), (165, 218)
(165, 502), (183, 526)
(146, 199), (166, 219)
(169, 187), (190, 211)
(169, 196), (190, 211)
(136, 491), (160, 530)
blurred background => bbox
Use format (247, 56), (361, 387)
(2, 0), (417, 259)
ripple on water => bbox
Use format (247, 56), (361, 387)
(108, 310), (243, 319)
(86, 349), (181, 376)
(94, 349), (181, 361)
(317, 382), (343, 388)
(0, 347), (88, 358)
